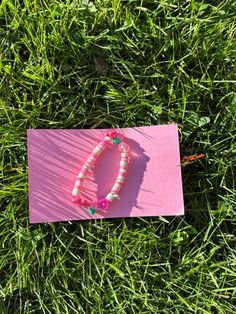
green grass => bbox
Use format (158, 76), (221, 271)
(1, 0), (236, 313)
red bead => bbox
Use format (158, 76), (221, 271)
(80, 199), (90, 206)
(72, 196), (82, 204)
(106, 130), (117, 138)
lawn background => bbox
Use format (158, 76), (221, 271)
(0, 0), (236, 313)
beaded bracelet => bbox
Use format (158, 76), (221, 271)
(72, 130), (130, 215)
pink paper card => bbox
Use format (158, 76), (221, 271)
(27, 124), (184, 223)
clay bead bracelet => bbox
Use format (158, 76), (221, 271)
(72, 130), (130, 215)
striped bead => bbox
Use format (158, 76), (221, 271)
(111, 188), (119, 193)
(91, 151), (99, 159)
(72, 187), (80, 196)
(78, 173), (85, 179)
(117, 176), (125, 182)
(98, 142), (106, 149)
(106, 193), (117, 202)
(114, 182), (122, 188)
(94, 146), (102, 153)
(75, 180), (82, 187)
(76, 178), (83, 183)
(88, 155), (95, 162)
(121, 158), (129, 163)
(80, 167), (88, 174)
(118, 174), (126, 179)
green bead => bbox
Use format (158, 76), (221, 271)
(113, 137), (121, 144)
(88, 207), (96, 215)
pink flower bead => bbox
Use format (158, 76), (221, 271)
(98, 198), (110, 210)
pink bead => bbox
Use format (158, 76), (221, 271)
(99, 140), (108, 148)
(119, 174), (126, 180)
(76, 178), (83, 182)
(101, 140), (108, 145)
(121, 157), (129, 162)
(118, 142), (130, 153)
(75, 180), (82, 186)
(74, 182), (82, 188)
(111, 188), (119, 193)
(91, 151), (99, 158)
